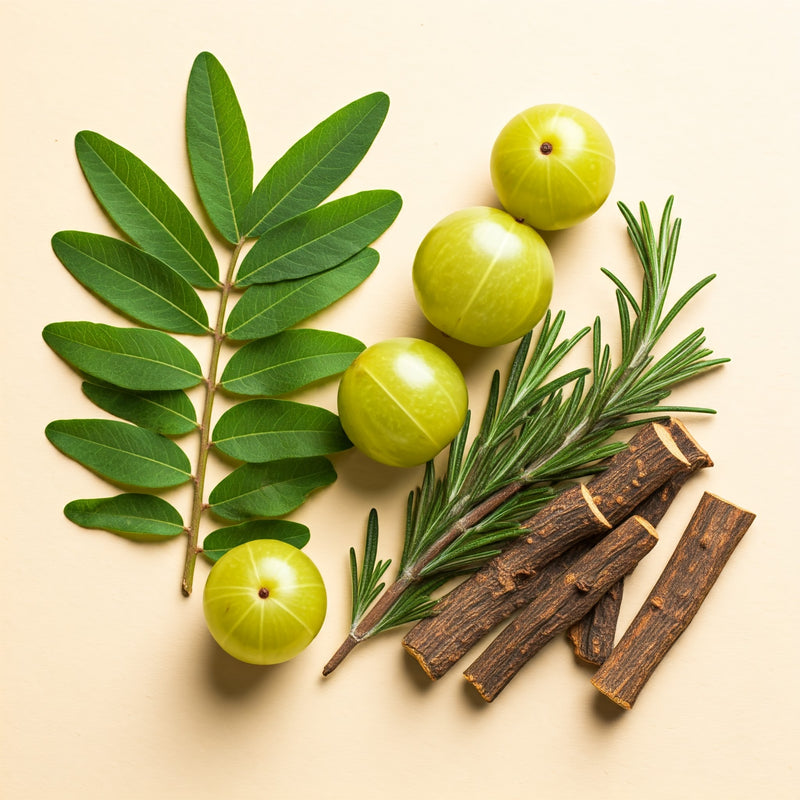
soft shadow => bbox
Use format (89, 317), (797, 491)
(398, 645), (440, 694)
(333, 446), (420, 495)
(570, 647), (629, 722)
(539, 227), (572, 256)
(591, 689), (628, 722)
(404, 314), (501, 381)
(204, 635), (278, 697)
(461, 676), (494, 711)
(398, 642), (494, 710)
(477, 192), (506, 211)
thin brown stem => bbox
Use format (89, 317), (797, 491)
(181, 239), (245, 596)
(323, 573), (414, 675)
(323, 478), (527, 674)
(415, 478), (527, 568)
(324, 417), (607, 673)
(591, 492), (755, 709)
(322, 205), (718, 672)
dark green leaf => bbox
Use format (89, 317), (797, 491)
(45, 419), (192, 488)
(74, 130), (219, 287)
(201, 519), (310, 563)
(64, 494), (185, 541)
(43, 321), (203, 391)
(220, 330), (364, 396)
(186, 52), (253, 244)
(208, 458), (336, 521)
(372, 576), (449, 634)
(225, 247), (379, 341)
(82, 381), (197, 435)
(350, 508), (392, 625)
(236, 190), (401, 286)
(241, 92), (390, 237)
(212, 399), (350, 462)
(52, 231), (210, 334)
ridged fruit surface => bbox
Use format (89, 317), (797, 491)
(203, 539), (327, 665)
(337, 337), (468, 468)
(490, 104), (615, 230)
(413, 207), (554, 347)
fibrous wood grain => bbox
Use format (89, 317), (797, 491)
(403, 420), (701, 679)
(464, 515), (659, 702)
(590, 491), (755, 709)
(568, 426), (711, 664)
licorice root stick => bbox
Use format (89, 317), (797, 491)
(584, 418), (698, 526)
(403, 420), (699, 679)
(568, 427), (712, 664)
(591, 491), (755, 709)
(464, 515), (659, 702)
(403, 482), (610, 679)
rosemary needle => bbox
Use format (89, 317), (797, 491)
(323, 197), (728, 675)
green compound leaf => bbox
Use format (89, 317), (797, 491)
(43, 321), (204, 391)
(45, 419), (192, 488)
(241, 91), (390, 238)
(201, 519), (310, 563)
(46, 55), (400, 597)
(209, 457), (337, 521)
(220, 329), (364, 396)
(236, 190), (401, 286)
(52, 231), (210, 334)
(64, 494), (185, 542)
(212, 398), (351, 463)
(74, 130), (219, 288)
(226, 247), (379, 341)
(186, 52), (253, 244)
(82, 381), (197, 436)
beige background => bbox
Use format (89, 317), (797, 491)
(2, 1), (798, 798)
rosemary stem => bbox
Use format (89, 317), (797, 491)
(325, 324), (661, 664)
(181, 240), (244, 596)
(323, 573), (414, 674)
(325, 200), (722, 675)
(323, 478), (527, 673)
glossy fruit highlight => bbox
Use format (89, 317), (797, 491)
(412, 206), (554, 347)
(337, 337), (468, 468)
(490, 104), (615, 230)
(203, 539), (327, 665)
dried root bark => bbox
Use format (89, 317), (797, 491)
(567, 580), (625, 666)
(403, 483), (610, 679)
(584, 419), (697, 525)
(591, 491), (755, 709)
(464, 515), (659, 702)
(568, 424), (712, 664)
(403, 420), (702, 679)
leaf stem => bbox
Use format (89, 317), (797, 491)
(324, 198), (726, 673)
(323, 572), (413, 674)
(322, 477), (526, 673)
(181, 239), (244, 595)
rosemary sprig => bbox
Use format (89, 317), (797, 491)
(323, 197), (728, 675)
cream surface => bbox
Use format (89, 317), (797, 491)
(2, 2), (798, 798)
